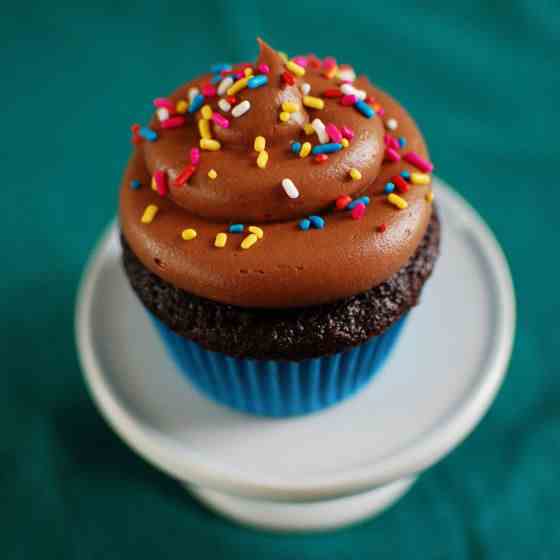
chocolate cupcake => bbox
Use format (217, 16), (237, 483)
(119, 40), (440, 416)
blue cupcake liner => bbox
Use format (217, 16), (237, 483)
(150, 313), (407, 417)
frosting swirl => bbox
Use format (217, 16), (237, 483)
(120, 40), (434, 308)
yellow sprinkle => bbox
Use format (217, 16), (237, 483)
(257, 150), (269, 169)
(248, 225), (264, 239)
(254, 136), (266, 152)
(349, 168), (362, 181)
(303, 96), (325, 110)
(426, 191), (434, 203)
(286, 60), (306, 77)
(303, 123), (315, 135)
(201, 104), (213, 120)
(299, 142), (312, 158)
(411, 172), (432, 186)
(200, 138), (221, 151)
(278, 51), (289, 63)
(208, 169), (218, 180)
(341, 138), (350, 148)
(227, 77), (249, 96)
(241, 233), (258, 250)
(214, 233), (227, 248)
(388, 193), (408, 209)
(151, 176), (157, 191)
(181, 228), (197, 241)
(282, 101), (299, 113)
(279, 111), (291, 123)
(141, 204), (158, 224)
(244, 67), (253, 77)
(176, 100), (188, 114)
(198, 118), (212, 140)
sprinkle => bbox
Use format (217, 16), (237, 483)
(348, 196), (370, 209)
(411, 172), (431, 185)
(311, 118), (329, 143)
(161, 116), (186, 129)
(201, 84), (216, 97)
(341, 95), (357, 106)
(154, 169), (168, 196)
(324, 89), (343, 98)
(349, 168), (362, 181)
(401, 170), (411, 180)
(337, 66), (356, 82)
(139, 127), (158, 142)
(141, 204), (159, 224)
(211, 113), (230, 128)
(282, 71), (295, 85)
(291, 142), (302, 153)
(254, 136), (266, 152)
(198, 119), (212, 139)
(300, 82), (311, 95)
(227, 95), (238, 106)
(325, 123), (343, 143)
(156, 107), (170, 121)
(257, 150), (269, 169)
(399, 137), (407, 148)
(354, 100), (375, 118)
(190, 147), (200, 165)
(188, 88), (200, 103)
(231, 100), (251, 118)
(281, 178), (300, 199)
(248, 75), (268, 89)
(299, 219), (311, 231)
(153, 98), (173, 109)
(151, 176), (157, 191)
(341, 126), (355, 140)
(218, 99), (231, 112)
(309, 215), (325, 229)
(312, 143), (342, 155)
(377, 224), (387, 233)
(392, 175), (409, 193)
(386, 118), (398, 130)
(258, 63), (270, 74)
(211, 63), (232, 74)
(130, 179), (141, 189)
(299, 142), (312, 158)
(403, 151), (434, 173)
(211, 74), (222, 85)
(279, 111), (291, 122)
(214, 233), (227, 248)
(243, 67), (254, 77)
(341, 138), (350, 148)
(174, 164), (196, 187)
(387, 193), (408, 209)
(426, 191), (434, 203)
(188, 93), (205, 113)
(384, 182), (395, 193)
(351, 202), (366, 220)
(282, 101), (299, 113)
(182, 228), (197, 241)
(384, 133), (400, 150)
(176, 100), (188, 113)
(323, 65), (338, 79)
(248, 225), (264, 239)
(208, 169), (218, 180)
(200, 138), (221, 151)
(201, 104), (213, 119)
(303, 123), (315, 135)
(323, 56), (337, 70)
(241, 233), (258, 250)
(286, 60), (306, 77)
(340, 83), (367, 100)
(303, 96), (325, 110)
(314, 154), (329, 163)
(227, 77), (250, 96)
(335, 195), (352, 209)
(217, 76), (234, 96)
(385, 147), (401, 162)
(229, 224), (244, 233)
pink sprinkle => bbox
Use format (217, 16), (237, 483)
(153, 97), (173, 110)
(325, 123), (343, 143)
(377, 107), (386, 117)
(201, 84), (216, 97)
(351, 202), (366, 220)
(293, 55), (308, 67)
(190, 147), (200, 165)
(384, 133), (400, 151)
(341, 126), (355, 140)
(234, 71), (244, 79)
(211, 112), (230, 129)
(403, 151), (434, 173)
(341, 94), (357, 106)
(257, 63), (270, 74)
(386, 147), (402, 162)
(154, 169), (168, 197)
(340, 79), (353, 84)
(160, 116), (186, 129)
(323, 56), (337, 70)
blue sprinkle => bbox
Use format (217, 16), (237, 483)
(139, 127), (158, 142)
(228, 224), (244, 233)
(130, 179), (141, 189)
(309, 215), (325, 229)
(247, 75), (268, 89)
(211, 63), (232, 74)
(291, 142), (302, 154)
(188, 93), (205, 113)
(211, 74), (223, 85)
(398, 137), (407, 148)
(384, 182), (395, 194)
(354, 100), (375, 119)
(400, 170), (411, 180)
(347, 196), (369, 210)
(311, 143), (343, 155)
(299, 219), (311, 231)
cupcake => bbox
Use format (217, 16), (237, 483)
(119, 40), (440, 417)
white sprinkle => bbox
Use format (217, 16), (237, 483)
(386, 118), (398, 131)
(156, 107), (170, 122)
(217, 76), (234, 96)
(300, 82), (311, 95)
(290, 111), (305, 126)
(218, 98), (231, 113)
(338, 67), (356, 82)
(311, 118), (329, 144)
(281, 178), (300, 199)
(340, 83), (366, 100)
(188, 88), (200, 103)
(231, 100), (251, 118)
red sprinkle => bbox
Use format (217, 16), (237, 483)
(351, 202), (366, 220)
(282, 70), (295, 85)
(201, 84), (216, 97)
(131, 134), (142, 145)
(323, 88), (343, 98)
(392, 175), (409, 193)
(160, 116), (186, 129)
(384, 133), (400, 150)
(307, 54), (321, 69)
(227, 95), (238, 106)
(174, 164), (197, 187)
(341, 94), (357, 106)
(365, 96), (376, 105)
(314, 154), (329, 163)
(130, 123), (141, 133)
(335, 195), (352, 210)
(154, 169), (168, 196)
(377, 224), (387, 233)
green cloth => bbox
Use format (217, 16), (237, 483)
(2, 1), (559, 558)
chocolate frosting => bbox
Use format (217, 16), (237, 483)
(119, 40), (433, 308)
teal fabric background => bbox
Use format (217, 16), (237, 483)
(2, 1), (559, 558)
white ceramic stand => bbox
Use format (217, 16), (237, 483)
(75, 178), (515, 532)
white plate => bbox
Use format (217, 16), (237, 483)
(76, 178), (515, 529)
